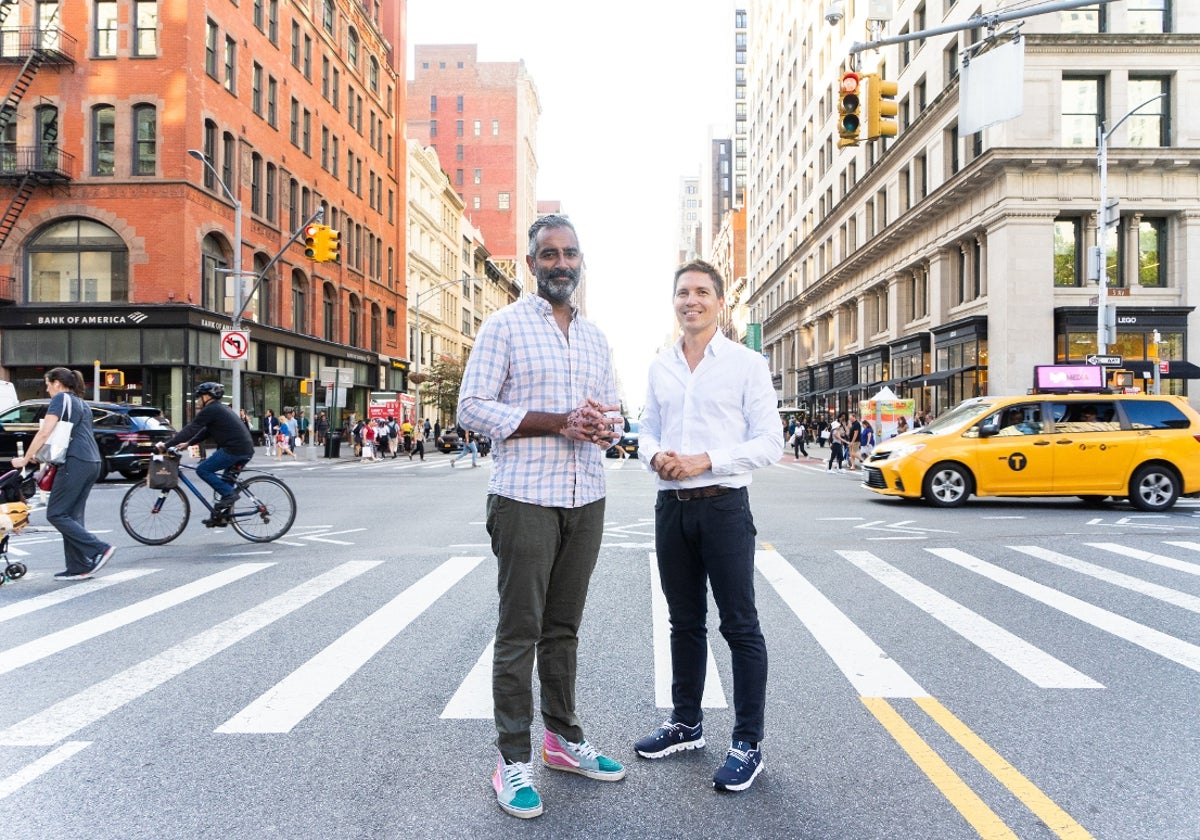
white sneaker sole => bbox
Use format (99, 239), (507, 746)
(635, 737), (706, 759)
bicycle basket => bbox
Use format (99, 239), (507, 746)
(146, 455), (180, 490)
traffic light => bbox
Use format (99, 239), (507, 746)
(101, 369), (124, 388)
(866, 74), (899, 139)
(837, 71), (862, 148)
(304, 224), (321, 260)
(299, 378), (313, 395)
(318, 226), (340, 263)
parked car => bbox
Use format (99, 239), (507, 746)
(0, 399), (176, 480)
(607, 419), (639, 459)
(862, 393), (1200, 511)
(436, 430), (463, 453)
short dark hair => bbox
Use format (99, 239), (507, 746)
(527, 214), (577, 257)
(673, 260), (724, 300)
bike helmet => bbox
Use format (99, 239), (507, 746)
(194, 381), (225, 400)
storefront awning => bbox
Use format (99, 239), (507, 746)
(905, 366), (975, 388)
(1124, 360), (1200, 379)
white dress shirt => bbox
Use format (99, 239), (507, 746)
(638, 331), (782, 490)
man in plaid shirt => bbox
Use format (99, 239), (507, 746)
(458, 215), (625, 819)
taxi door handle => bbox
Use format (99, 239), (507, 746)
(1033, 440), (1051, 446)
(1054, 439), (1074, 445)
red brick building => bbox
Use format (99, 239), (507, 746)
(0, 0), (407, 427)
(407, 44), (539, 289)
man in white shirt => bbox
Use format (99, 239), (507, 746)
(634, 260), (781, 793)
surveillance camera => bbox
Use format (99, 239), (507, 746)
(826, 3), (844, 24)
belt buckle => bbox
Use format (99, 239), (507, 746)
(674, 488), (688, 501)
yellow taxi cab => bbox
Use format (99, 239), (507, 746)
(862, 393), (1200, 510)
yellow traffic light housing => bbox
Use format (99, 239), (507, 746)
(304, 224), (321, 260)
(837, 71), (862, 149)
(866, 74), (899, 139)
(101, 369), (124, 388)
(300, 378), (314, 395)
(319, 227), (340, 263)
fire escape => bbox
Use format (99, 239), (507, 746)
(0, 1), (76, 304)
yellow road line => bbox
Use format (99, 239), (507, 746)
(916, 697), (1095, 840)
(861, 697), (1019, 840)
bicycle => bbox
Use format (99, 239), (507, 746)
(120, 456), (296, 545)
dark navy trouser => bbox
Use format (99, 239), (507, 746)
(195, 449), (251, 499)
(655, 486), (767, 744)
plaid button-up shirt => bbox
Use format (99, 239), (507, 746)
(457, 294), (618, 508)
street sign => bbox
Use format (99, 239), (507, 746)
(1159, 360), (1170, 374)
(220, 330), (250, 361)
(1085, 354), (1122, 366)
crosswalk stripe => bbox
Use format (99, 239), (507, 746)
(649, 553), (727, 709)
(755, 549), (927, 698)
(0, 569), (159, 625)
(1093, 543), (1200, 577)
(1012, 546), (1200, 614)
(927, 548), (1200, 674)
(0, 561), (378, 746)
(0, 741), (92, 800)
(216, 556), (483, 734)
(0, 564), (273, 676)
(440, 638), (494, 719)
(838, 551), (1101, 689)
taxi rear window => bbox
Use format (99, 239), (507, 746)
(1122, 401), (1191, 430)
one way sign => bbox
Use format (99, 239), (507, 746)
(1086, 354), (1122, 366)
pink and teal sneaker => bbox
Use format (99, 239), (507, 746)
(492, 754), (542, 819)
(542, 731), (626, 781)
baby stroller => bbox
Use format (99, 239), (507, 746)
(0, 466), (36, 584)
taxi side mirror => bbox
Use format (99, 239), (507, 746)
(978, 423), (998, 438)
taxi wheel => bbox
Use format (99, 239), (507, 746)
(1128, 464), (1179, 512)
(922, 463), (971, 508)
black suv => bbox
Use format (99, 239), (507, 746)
(0, 400), (176, 480)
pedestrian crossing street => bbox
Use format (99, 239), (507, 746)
(1, 535), (1198, 798)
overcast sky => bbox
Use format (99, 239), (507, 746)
(406, 0), (738, 412)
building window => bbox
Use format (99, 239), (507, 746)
(132, 104), (156, 175)
(1136, 218), (1166, 287)
(250, 152), (262, 214)
(321, 0), (333, 34)
(473, 195), (480, 210)
(253, 0), (263, 31)
(92, 105), (115, 175)
(473, 168), (481, 185)
(252, 63), (263, 115)
(323, 283), (338, 341)
(455, 144), (463, 161)
(430, 94), (437, 113)
(1060, 3), (1105, 32)
(292, 270), (307, 334)
(1128, 0), (1169, 32)
(457, 95), (463, 112)
(222, 132), (234, 189)
(321, 57), (329, 100)
(265, 162), (276, 222)
(321, 127), (329, 169)
(455, 169), (462, 186)
(290, 98), (299, 146)
(302, 109), (311, 154)
(28, 218), (129, 303)
(1053, 218), (1082, 287)
(224, 35), (236, 93)
(205, 20), (219, 78)
(1062, 76), (1103, 147)
(1127, 77), (1168, 146)
(429, 119), (437, 138)
(473, 119), (481, 136)
(303, 35), (312, 80)
(348, 295), (360, 347)
(267, 0), (278, 44)
(332, 68), (340, 110)
(492, 119), (499, 136)
(95, 1), (118, 57)
(347, 28), (359, 68)
(133, 0), (158, 55)
(498, 192), (510, 210)
(201, 233), (232, 313)
(456, 119), (463, 137)
(202, 119), (216, 188)
(369, 57), (379, 93)
(267, 76), (277, 127)
(288, 178), (299, 230)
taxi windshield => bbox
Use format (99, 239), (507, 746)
(917, 399), (998, 433)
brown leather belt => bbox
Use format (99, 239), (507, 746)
(667, 485), (735, 501)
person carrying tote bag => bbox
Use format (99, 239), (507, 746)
(11, 367), (115, 581)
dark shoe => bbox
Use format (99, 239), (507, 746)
(90, 545), (116, 573)
(54, 569), (93, 581)
(202, 515), (229, 528)
(634, 720), (705, 759)
(713, 741), (763, 792)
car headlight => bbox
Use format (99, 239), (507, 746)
(881, 443), (926, 461)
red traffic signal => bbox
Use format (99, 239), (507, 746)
(838, 71), (862, 148)
(304, 225), (321, 259)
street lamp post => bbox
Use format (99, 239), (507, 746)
(1094, 93), (1166, 363)
(188, 149), (245, 414)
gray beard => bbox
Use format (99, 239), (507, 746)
(538, 276), (578, 304)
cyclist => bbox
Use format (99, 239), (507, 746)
(157, 382), (254, 525)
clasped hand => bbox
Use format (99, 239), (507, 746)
(559, 399), (623, 447)
(652, 451), (712, 481)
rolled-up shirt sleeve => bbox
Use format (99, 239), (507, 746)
(457, 316), (528, 441)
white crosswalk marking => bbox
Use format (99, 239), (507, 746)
(441, 638), (494, 719)
(0, 564), (272, 676)
(0, 569), (159, 625)
(1093, 542), (1200, 577)
(927, 547), (1200, 674)
(838, 550), (1101, 689)
(1012, 545), (1200, 614)
(755, 549), (928, 698)
(0, 561), (378, 746)
(649, 553), (727, 709)
(0, 741), (91, 800)
(217, 557), (483, 734)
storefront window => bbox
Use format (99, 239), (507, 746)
(27, 218), (129, 303)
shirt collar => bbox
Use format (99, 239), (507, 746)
(672, 329), (728, 361)
(525, 293), (577, 320)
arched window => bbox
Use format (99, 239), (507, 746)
(370, 303), (381, 352)
(92, 104), (115, 175)
(252, 252), (271, 325)
(346, 28), (359, 68)
(291, 269), (307, 334)
(323, 282), (337, 342)
(221, 131), (235, 190)
(201, 232), (231, 314)
(133, 103), (156, 175)
(289, 178), (299, 230)
(28, 218), (129, 303)
(202, 119), (217, 189)
(35, 105), (58, 170)
(265, 162), (277, 223)
(368, 57), (379, 93)
(348, 294), (360, 347)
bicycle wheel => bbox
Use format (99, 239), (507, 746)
(230, 476), (296, 543)
(121, 483), (190, 545)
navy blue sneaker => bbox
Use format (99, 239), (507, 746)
(712, 740), (763, 791)
(634, 720), (705, 759)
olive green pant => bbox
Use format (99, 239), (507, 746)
(486, 494), (606, 763)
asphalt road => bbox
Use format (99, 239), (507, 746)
(1, 444), (1197, 839)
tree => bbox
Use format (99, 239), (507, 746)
(425, 356), (464, 420)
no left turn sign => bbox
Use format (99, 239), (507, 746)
(220, 330), (251, 361)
